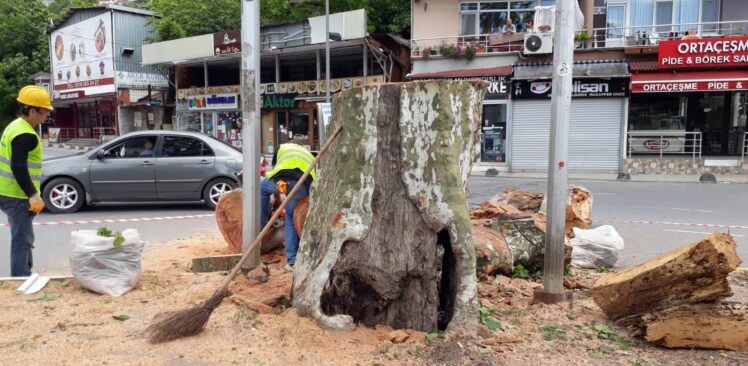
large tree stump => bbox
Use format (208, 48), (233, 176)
(592, 232), (741, 320)
(292, 80), (486, 332)
(215, 189), (284, 254)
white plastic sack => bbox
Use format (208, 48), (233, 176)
(70, 229), (144, 297)
(570, 225), (624, 269)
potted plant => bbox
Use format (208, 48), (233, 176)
(464, 44), (476, 61)
(412, 47), (421, 57)
(575, 30), (590, 48)
(422, 47), (432, 59)
(439, 43), (456, 58)
(538, 24), (552, 33)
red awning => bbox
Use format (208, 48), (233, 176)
(407, 66), (513, 80)
(631, 70), (748, 93)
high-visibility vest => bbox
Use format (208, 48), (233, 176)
(266, 143), (316, 181)
(0, 118), (42, 199)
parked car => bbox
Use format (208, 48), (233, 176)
(41, 131), (243, 213)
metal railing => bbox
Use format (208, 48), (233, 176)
(743, 132), (748, 162)
(93, 127), (117, 140)
(627, 131), (702, 159)
(411, 20), (748, 58)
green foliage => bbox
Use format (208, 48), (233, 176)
(596, 267), (611, 273)
(148, 0), (241, 41)
(590, 323), (629, 348)
(97, 227), (125, 247)
(112, 314), (130, 321)
(540, 325), (566, 341)
(479, 303), (502, 331)
(424, 331), (441, 342)
(29, 294), (59, 302)
(511, 264), (530, 280)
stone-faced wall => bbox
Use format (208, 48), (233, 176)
(624, 158), (748, 175)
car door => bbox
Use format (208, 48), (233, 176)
(89, 135), (159, 201)
(155, 135), (216, 200)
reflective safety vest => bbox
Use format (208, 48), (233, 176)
(266, 143), (316, 181)
(0, 118), (42, 199)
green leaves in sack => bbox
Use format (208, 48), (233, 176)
(97, 227), (126, 247)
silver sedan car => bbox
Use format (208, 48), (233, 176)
(41, 131), (243, 213)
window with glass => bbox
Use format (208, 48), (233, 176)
(102, 136), (158, 158)
(628, 0), (722, 34)
(160, 136), (213, 157)
(481, 104), (508, 163)
(654, 0), (674, 33)
(607, 4), (626, 39)
(629, 94), (685, 131)
(460, 1), (538, 35)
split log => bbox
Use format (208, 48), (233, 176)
(539, 185), (593, 236)
(292, 80), (487, 332)
(591, 232), (742, 320)
(215, 189), (284, 254)
(638, 303), (748, 352)
(489, 188), (544, 212)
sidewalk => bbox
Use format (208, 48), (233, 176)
(43, 139), (94, 152)
(470, 169), (748, 184)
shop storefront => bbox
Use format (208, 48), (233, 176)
(176, 85), (243, 147)
(510, 61), (630, 172)
(629, 37), (748, 158)
(406, 66), (513, 165)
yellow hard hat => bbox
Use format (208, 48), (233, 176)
(17, 85), (53, 111)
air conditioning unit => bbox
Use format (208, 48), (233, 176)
(523, 33), (553, 55)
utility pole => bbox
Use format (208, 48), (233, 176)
(318, 0), (331, 148)
(241, 0), (262, 271)
(534, 0), (574, 304)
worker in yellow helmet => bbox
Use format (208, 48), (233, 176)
(0, 85), (52, 276)
(262, 142), (316, 272)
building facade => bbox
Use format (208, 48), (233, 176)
(410, 0), (748, 174)
(143, 10), (409, 156)
(48, 5), (169, 142)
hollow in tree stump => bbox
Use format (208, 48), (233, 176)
(292, 80), (487, 332)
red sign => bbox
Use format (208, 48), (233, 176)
(58, 91), (84, 100)
(658, 36), (748, 69)
(53, 77), (115, 91)
(632, 79), (748, 93)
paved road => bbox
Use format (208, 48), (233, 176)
(468, 177), (748, 268)
(0, 172), (745, 276)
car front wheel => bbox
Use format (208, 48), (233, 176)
(42, 177), (85, 213)
(203, 177), (236, 210)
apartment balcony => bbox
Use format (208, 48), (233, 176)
(411, 20), (748, 59)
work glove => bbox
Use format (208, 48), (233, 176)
(277, 180), (288, 195)
(29, 193), (45, 213)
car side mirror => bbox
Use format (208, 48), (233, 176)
(95, 150), (105, 159)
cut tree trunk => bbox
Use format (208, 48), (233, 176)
(640, 303), (748, 352)
(591, 232), (742, 320)
(215, 189), (284, 254)
(539, 185), (593, 237)
(292, 80), (487, 332)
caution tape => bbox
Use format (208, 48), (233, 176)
(599, 219), (748, 231)
(1, 214), (216, 228)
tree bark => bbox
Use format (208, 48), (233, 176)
(292, 80), (486, 332)
(591, 232), (742, 320)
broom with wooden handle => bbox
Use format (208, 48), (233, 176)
(145, 125), (343, 343)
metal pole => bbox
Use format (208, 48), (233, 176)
(319, 0), (330, 149)
(536, 0), (574, 303)
(241, 0), (261, 271)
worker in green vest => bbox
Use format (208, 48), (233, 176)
(0, 85), (51, 276)
(262, 142), (316, 272)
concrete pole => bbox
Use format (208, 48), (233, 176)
(240, 0), (261, 270)
(535, 0), (574, 303)
(319, 0), (330, 149)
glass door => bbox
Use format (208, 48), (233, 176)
(201, 112), (215, 137)
(481, 103), (507, 163)
(606, 4), (626, 46)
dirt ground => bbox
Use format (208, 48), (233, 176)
(1, 233), (746, 366)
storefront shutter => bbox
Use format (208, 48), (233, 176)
(510, 99), (623, 172)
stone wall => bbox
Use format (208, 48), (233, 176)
(624, 158), (748, 175)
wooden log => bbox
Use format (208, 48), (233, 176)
(215, 189), (285, 254)
(591, 232), (742, 320)
(292, 80), (487, 332)
(640, 303), (748, 352)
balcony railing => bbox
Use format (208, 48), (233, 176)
(411, 20), (748, 58)
(627, 131), (702, 159)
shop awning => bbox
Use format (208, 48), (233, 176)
(631, 70), (748, 93)
(513, 61), (630, 80)
(406, 66), (512, 80)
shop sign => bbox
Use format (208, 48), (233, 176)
(430, 76), (511, 100)
(116, 71), (169, 88)
(658, 36), (748, 69)
(512, 78), (629, 99)
(187, 93), (238, 110)
(213, 30), (241, 55)
(263, 94), (297, 109)
(178, 85), (240, 100)
(58, 91), (84, 100)
(632, 80), (748, 93)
